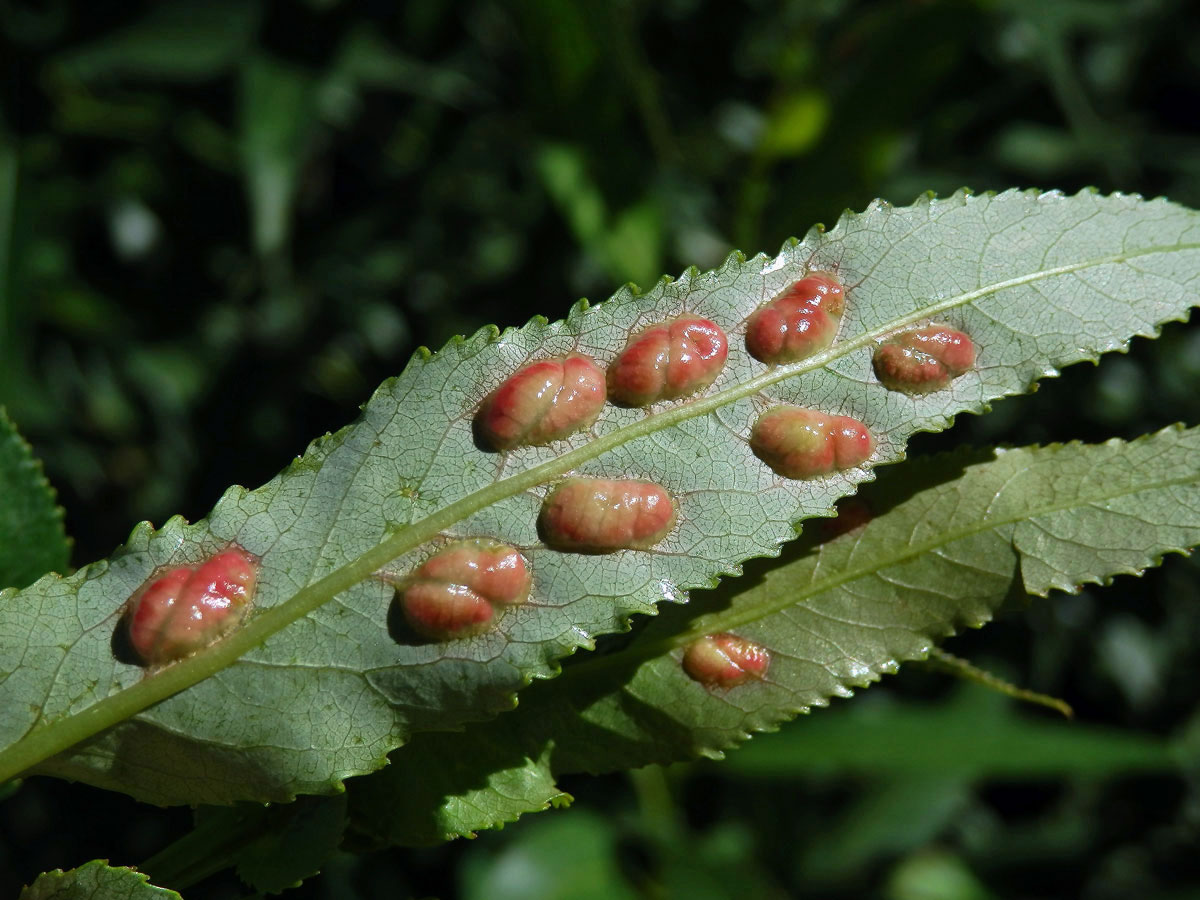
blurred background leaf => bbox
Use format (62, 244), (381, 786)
(0, 407), (69, 588)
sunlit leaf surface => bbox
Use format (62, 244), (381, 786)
(1, 189), (1197, 805)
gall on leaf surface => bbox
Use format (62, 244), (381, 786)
(682, 633), (771, 687)
(1, 189), (1199, 806)
(745, 271), (845, 364)
(607, 315), (729, 406)
(539, 478), (676, 552)
(475, 352), (607, 450)
(395, 539), (531, 640)
(873, 325), (977, 394)
(749, 406), (873, 479)
(359, 425), (1200, 845)
(126, 548), (258, 666)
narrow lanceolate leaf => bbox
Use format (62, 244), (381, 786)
(1, 189), (1198, 806)
(356, 426), (1200, 845)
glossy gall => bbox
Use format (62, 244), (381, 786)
(476, 353), (607, 450)
(607, 315), (729, 406)
(539, 478), (676, 553)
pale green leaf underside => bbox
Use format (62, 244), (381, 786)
(20, 860), (181, 900)
(357, 426), (1200, 844)
(1, 189), (1198, 805)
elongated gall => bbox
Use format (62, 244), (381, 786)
(400, 539), (531, 640)
(682, 633), (771, 687)
(608, 315), (729, 406)
(872, 325), (976, 394)
(746, 272), (845, 364)
(750, 406), (873, 479)
(126, 547), (258, 666)
(476, 353), (606, 450)
(539, 478), (676, 553)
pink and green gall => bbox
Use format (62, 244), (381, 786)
(745, 272), (845, 365)
(872, 325), (976, 394)
(476, 353), (607, 450)
(539, 478), (676, 553)
(607, 315), (729, 406)
(399, 539), (531, 640)
(125, 547), (258, 666)
(682, 633), (771, 687)
(750, 406), (874, 479)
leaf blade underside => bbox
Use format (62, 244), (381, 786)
(1, 188), (1197, 804)
(356, 425), (1200, 845)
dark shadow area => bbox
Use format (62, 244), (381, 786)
(108, 610), (142, 667)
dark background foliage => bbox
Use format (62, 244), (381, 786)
(3, 1), (1200, 897)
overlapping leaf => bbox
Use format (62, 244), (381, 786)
(1, 189), (1198, 805)
(356, 426), (1200, 844)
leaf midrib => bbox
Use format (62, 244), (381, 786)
(0, 240), (1190, 783)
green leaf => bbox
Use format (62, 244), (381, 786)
(138, 795), (346, 894)
(535, 144), (663, 284)
(49, 1), (262, 83)
(794, 776), (973, 884)
(0, 408), (70, 588)
(460, 811), (638, 900)
(232, 794), (346, 895)
(356, 426), (1200, 844)
(759, 90), (830, 159)
(722, 684), (1172, 780)
(20, 861), (180, 900)
(1, 189), (1198, 807)
(322, 26), (478, 110)
(239, 54), (319, 258)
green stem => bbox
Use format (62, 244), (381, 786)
(1037, 28), (1134, 184)
(608, 3), (679, 166)
(919, 648), (1073, 718)
(0, 241), (1191, 782)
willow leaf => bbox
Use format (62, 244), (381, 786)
(1, 189), (1198, 805)
(356, 426), (1200, 844)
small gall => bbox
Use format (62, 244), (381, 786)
(400, 539), (531, 641)
(682, 633), (771, 687)
(476, 353), (607, 451)
(607, 315), (729, 406)
(126, 547), (258, 666)
(539, 478), (676, 553)
(872, 325), (976, 394)
(750, 406), (874, 479)
(746, 272), (845, 365)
